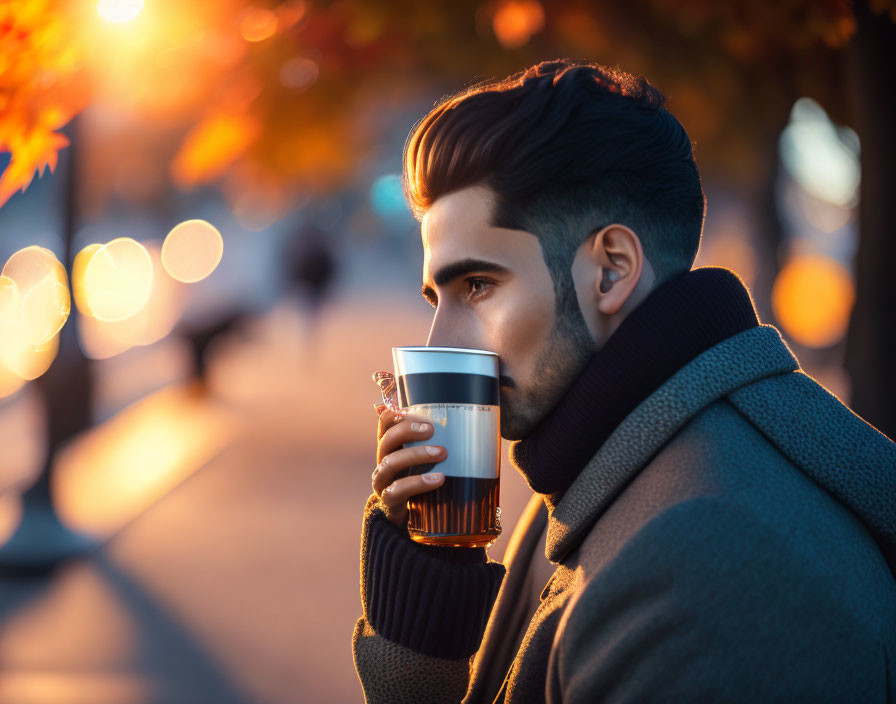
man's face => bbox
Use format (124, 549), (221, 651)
(421, 185), (596, 440)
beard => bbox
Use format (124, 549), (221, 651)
(499, 303), (596, 441)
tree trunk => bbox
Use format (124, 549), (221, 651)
(843, 0), (896, 440)
(0, 115), (95, 572)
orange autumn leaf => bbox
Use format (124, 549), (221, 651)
(171, 112), (260, 188)
(0, 128), (70, 208)
(0, 0), (86, 208)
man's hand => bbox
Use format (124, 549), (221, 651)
(372, 405), (447, 528)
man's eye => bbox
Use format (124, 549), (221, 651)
(466, 277), (492, 301)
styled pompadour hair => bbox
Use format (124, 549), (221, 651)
(403, 59), (706, 312)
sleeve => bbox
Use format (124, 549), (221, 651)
(352, 492), (506, 704)
(547, 498), (882, 704)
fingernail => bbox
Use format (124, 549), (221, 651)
(423, 472), (443, 483)
(412, 422), (431, 432)
(424, 445), (441, 456)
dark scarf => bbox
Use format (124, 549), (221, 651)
(509, 266), (761, 497)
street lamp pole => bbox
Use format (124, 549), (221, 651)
(0, 115), (97, 573)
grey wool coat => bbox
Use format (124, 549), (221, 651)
(352, 323), (896, 703)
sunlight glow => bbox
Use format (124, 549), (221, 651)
(54, 384), (234, 538)
(96, 0), (143, 23)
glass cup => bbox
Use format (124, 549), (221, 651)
(373, 346), (502, 548)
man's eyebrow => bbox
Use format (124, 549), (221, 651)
(421, 258), (510, 304)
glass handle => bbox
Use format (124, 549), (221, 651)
(372, 371), (401, 413)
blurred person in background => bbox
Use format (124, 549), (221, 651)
(286, 219), (337, 362)
(352, 60), (896, 703)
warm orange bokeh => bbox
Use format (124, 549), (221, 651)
(4, 333), (60, 381)
(80, 238), (154, 322)
(239, 6), (279, 42)
(77, 241), (184, 359)
(171, 113), (261, 188)
(0, 246), (70, 346)
(772, 253), (855, 348)
(0, 246), (69, 382)
(0, 360), (26, 399)
(492, 0), (545, 49)
(161, 219), (223, 283)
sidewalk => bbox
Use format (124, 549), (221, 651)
(0, 294), (534, 704)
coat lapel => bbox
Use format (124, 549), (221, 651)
(467, 493), (548, 704)
(544, 324), (800, 564)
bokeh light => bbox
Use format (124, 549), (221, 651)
(0, 246), (71, 347)
(161, 219), (224, 283)
(0, 361), (26, 399)
(81, 238), (154, 322)
(794, 185), (853, 234)
(772, 253), (855, 348)
(78, 241), (185, 360)
(0, 247), (69, 383)
(240, 6), (278, 42)
(72, 243), (103, 316)
(779, 98), (860, 207)
(171, 113), (260, 188)
(280, 57), (319, 90)
(3, 334), (60, 381)
(96, 0), (143, 23)
(492, 0), (545, 49)
(370, 174), (408, 220)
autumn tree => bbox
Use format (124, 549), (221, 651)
(2, 0), (894, 569)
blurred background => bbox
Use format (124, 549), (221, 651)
(0, 0), (893, 702)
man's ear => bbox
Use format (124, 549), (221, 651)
(589, 224), (644, 317)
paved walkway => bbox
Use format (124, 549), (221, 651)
(0, 294), (535, 704)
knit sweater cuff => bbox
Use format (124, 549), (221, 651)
(359, 493), (506, 659)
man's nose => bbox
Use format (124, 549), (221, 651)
(426, 311), (476, 349)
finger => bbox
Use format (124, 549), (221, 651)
(377, 407), (434, 443)
(376, 405), (403, 442)
(372, 444), (446, 495)
(378, 417), (436, 463)
(380, 472), (446, 513)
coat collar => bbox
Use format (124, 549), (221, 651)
(508, 267), (762, 496)
(543, 324), (800, 564)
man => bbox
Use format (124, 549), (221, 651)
(352, 59), (896, 703)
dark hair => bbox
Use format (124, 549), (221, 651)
(403, 59), (706, 312)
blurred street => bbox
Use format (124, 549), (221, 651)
(2, 2), (892, 702)
(0, 287), (534, 704)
